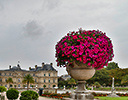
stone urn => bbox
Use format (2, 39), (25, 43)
(66, 61), (96, 100)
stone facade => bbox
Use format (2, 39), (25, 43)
(0, 62), (58, 89)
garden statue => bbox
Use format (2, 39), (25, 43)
(107, 77), (119, 97)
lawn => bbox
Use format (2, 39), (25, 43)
(95, 97), (128, 100)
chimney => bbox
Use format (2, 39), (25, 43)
(35, 65), (37, 69)
(29, 67), (31, 70)
(9, 65), (11, 69)
(50, 63), (53, 66)
(42, 62), (44, 68)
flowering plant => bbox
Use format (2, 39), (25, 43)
(55, 29), (114, 69)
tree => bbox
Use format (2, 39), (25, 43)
(58, 81), (65, 88)
(121, 75), (128, 85)
(0, 86), (7, 92)
(67, 78), (76, 88)
(22, 74), (34, 90)
(6, 88), (19, 100)
(87, 68), (111, 86)
(93, 82), (101, 88)
(6, 77), (13, 88)
(43, 85), (46, 88)
(106, 62), (119, 70)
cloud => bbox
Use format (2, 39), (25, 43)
(0, 3), (4, 11)
(21, 20), (44, 39)
(42, 0), (61, 10)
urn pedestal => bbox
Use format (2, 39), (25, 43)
(66, 62), (96, 100)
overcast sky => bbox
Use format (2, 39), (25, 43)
(0, 0), (128, 76)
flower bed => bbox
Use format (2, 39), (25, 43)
(41, 92), (70, 99)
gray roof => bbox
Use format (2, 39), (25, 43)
(1, 64), (27, 71)
(30, 64), (57, 72)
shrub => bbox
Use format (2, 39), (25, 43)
(20, 90), (39, 100)
(93, 82), (101, 88)
(6, 88), (19, 100)
(0, 86), (7, 92)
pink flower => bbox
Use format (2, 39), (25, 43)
(55, 28), (114, 69)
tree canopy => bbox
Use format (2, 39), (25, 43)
(22, 74), (34, 90)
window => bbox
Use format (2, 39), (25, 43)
(0, 79), (2, 82)
(0, 73), (1, 76)
(10, 84), (12, 87)
(44, 74), (46, 76)
(53, 73), (55, 76)
(49, 73), (50, 76)
(49, 79), (50, 83)
(49, 85), (50, 88)
(53, 79), (55, 83)
(9, 73), (11, 76)
(33, 74), (35, 76)
(5, 84), (7, 87)
(18, 79), (20, 82)
(18, 84), (20, 88)
(5, 79), (7, 82)
(35, 79), (37, 82)
(5, 73), (6, 76)
(44, 79), (45, 83)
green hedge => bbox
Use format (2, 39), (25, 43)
(20, 90), (39, 100)
(6, 88), (19, 100)
(0, 86), (6, 92)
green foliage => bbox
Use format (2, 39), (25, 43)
(121, 75), (128, 85)
(6, 78), (13, 83)
(93, 82), (101, 88)
(43, 85), (46, 88)
(22, 74), (34, 90)
(6, 88), (19, 100)
(6, 77), (13, 88)
(0, 86), (7, 92)
(95, 97), (128, 100)
(106, 62), (119, 70)
(67, 78), (76, 88)
(87, 68), (111, 86)
(20, 90), (39, 100)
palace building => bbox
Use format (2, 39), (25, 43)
(0, 62), (58, 89)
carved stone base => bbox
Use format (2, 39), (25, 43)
(71, 93), (94, 100)
(107, 93), (120, 97)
